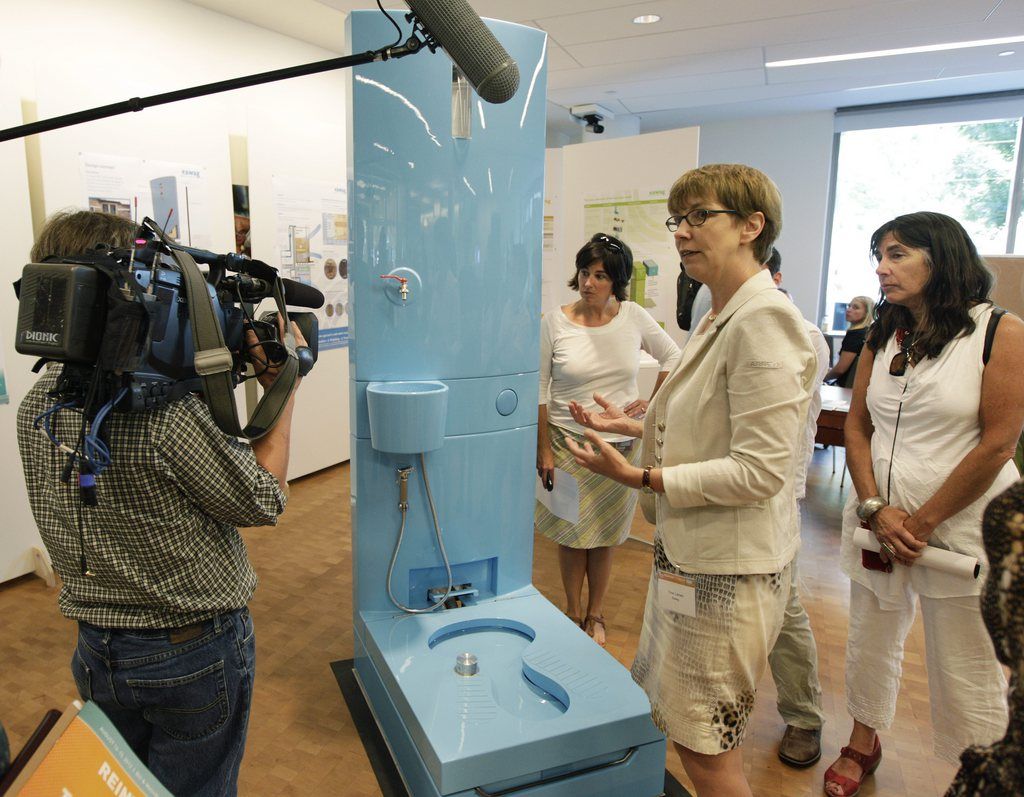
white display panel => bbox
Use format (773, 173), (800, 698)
(0, 73), (46, 582)
(247, 110), (351, 478)
(555, 127), (701, 350)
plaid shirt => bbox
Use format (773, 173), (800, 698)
(17, 365), (287, 628)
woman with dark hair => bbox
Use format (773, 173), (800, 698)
(536, 232), (680, 645)
(825, 212), (1024, 797)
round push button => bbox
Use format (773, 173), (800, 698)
(495, 389), (518, 416)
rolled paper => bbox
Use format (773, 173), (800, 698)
(853, 528), (981, 579)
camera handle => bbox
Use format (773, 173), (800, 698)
(172, 245), (299, 440)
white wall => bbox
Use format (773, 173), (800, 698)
(0, 0), (350, 582)
(0, 77), (45, 582)
(698, 111), (836, 324)
(558, 127), (701, 350)
(541, 148), (564, 316)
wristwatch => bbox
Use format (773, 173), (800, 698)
(856, 495), (888, 521)
(641, 466), (655, 495)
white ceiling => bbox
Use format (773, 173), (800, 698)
(184, 0), (1024, 141)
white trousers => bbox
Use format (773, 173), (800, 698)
(845, 580), (1008, 764)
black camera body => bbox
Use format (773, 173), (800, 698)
(15, 218), (320, 424)
(16, 259), (246, 411)
(16, 261), (110, 364)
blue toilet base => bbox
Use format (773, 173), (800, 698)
(354, 639), (666, 797)
(353, 594), (666, 797)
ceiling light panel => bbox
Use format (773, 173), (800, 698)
(764, 16), (1024, 67)
(767, 35), (1024, 67)
(619, 78), (862, 114)
(549, 68), (765, 107)
(767, 61), (943, 85)
(534, 0), (872, 48)
(560, 4), (999, 67)
(547, 47), (764, 89)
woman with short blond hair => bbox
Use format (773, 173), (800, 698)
(566, 163), (817, 796)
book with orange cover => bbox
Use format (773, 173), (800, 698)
(9, 701), (172, 797)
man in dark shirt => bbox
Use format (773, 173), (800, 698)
(16, 210), (303, 797)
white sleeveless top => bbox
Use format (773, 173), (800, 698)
(840, 304), (1020, 600)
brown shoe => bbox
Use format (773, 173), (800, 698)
(778, 725), (822, 768)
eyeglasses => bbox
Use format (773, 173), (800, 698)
(889, 334), (918, 376)
(665, 209), (739, 232)
(594, 233), (623, 251)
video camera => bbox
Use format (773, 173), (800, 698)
(14, 217), (322, 440)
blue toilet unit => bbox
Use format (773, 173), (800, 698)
(346, 11), (666, 796)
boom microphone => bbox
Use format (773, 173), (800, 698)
(403, 0), (520, 104)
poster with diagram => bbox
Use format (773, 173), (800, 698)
(582, 187), (676, 331)
(270, 176), (349, 351)
(79, 153), (214, 249)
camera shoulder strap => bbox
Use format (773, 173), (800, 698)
(173, 248), (298, 440)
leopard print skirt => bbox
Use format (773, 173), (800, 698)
(631, 535), (791, 754)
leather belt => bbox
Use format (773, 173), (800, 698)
(168, 623), (207, 644)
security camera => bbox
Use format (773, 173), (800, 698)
(570, 103), (615, 134)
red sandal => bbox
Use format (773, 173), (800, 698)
(823, 736), (881, 797)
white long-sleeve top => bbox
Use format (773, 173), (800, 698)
(540, 301), (681, 442)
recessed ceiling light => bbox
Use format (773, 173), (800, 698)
(999, 50), (1015, 56)
(632, 14), (661, 24)
(766, 34), (1024, 68)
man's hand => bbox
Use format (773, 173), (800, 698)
(245, 317), (308, 391)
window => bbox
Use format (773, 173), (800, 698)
(823, 117), (1022, 329)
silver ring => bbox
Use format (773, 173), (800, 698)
(879, 540), (897, 558)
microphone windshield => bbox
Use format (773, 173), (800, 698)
(282, 278), (325, 309)
(403, 0), (520, 104)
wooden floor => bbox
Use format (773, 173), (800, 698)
(0, 449), (961, 796)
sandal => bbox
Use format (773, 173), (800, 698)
(823, 736), (881, 797)
(583, 615), (606, 646)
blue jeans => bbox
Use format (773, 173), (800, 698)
(72, 608), (255, 797)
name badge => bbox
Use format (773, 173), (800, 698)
(657, 571), (697, 617)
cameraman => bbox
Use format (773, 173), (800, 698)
(16, 210), (304, 797)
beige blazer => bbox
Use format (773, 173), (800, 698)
(642, 269), (817, 574)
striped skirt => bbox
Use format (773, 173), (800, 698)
(535, 424), (642, 549)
